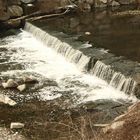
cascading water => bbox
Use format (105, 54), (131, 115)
(92, 61), (137, 95)
(24, 22), (90, 71)
(0, 30), (137, 104)
(24, 22), (137, 96)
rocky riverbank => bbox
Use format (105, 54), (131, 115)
(1, 0), (140, 30)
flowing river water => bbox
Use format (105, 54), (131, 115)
(0, 30), (137, 104)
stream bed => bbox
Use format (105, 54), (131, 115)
(0, 30), (137, 140)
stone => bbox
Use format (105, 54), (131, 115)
(0, 94), (17, 106)
(21, 0), (36, 4)
(23, 76), (38, 84)
(2, 79), (18, 89)
(22, 3), (37, 14)
(10, 122), (25, 129)
(111, 121), (124, 129)
(8, 5), (23, 18)
(103, 121), (124, 133)
(17, 84), (26, 92)
(93, 124), (109, 127)
(85, 32), (91, 35)
(111, 1), (120, 6)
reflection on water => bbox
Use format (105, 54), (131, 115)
(33, 8), (140, 62)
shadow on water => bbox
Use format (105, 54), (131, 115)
(33, 6), (140, 62)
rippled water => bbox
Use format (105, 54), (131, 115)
(0, 31), (137, 104)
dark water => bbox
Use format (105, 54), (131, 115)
(33, 8), (140, 62)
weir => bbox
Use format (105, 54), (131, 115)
(24, 22), (139, 97)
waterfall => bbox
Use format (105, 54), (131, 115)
(24, 22), (137, 96)
(91, 61), (137, 95)
(24, 22), (90, 70)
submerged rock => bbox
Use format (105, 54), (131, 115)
(10, 122), (25, 129)
(23, 76), (38, 84)
(2, 79), (18, 89)
(17, 84), (26, 92)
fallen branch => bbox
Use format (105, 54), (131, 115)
(6, 11), (41, 23)
(4, 5), (76, 25)
(26, 8), (70, 21)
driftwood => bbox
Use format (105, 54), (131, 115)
(6, 11), (41, 23)
(6, 5), (76, 24)
(27, 8), (70, 21)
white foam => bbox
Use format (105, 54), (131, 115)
(0, 31), (137, 102)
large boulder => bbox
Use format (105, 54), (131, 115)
(8, 5), (23, 18)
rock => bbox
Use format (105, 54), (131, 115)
(10, 122), (25, 129)
(27, 3), (33, 7)
(95, 0), (107, 7)
(21, 0), (36, 4)
(80, 100), (129, 125)
(103, 121), (124, 133)
(17, 84), (26, 92)
(85, 32), (91, 35)
(2, 79), (18, 89)
(111, 1), (120, 6)
(0, 94), (17, 106)
(93, 124), (109, 127)
(23, 76), (38, 84)
(8, 5), (23, 18)
(22, 3), (37, 14)
(44, 79), (58, 87)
